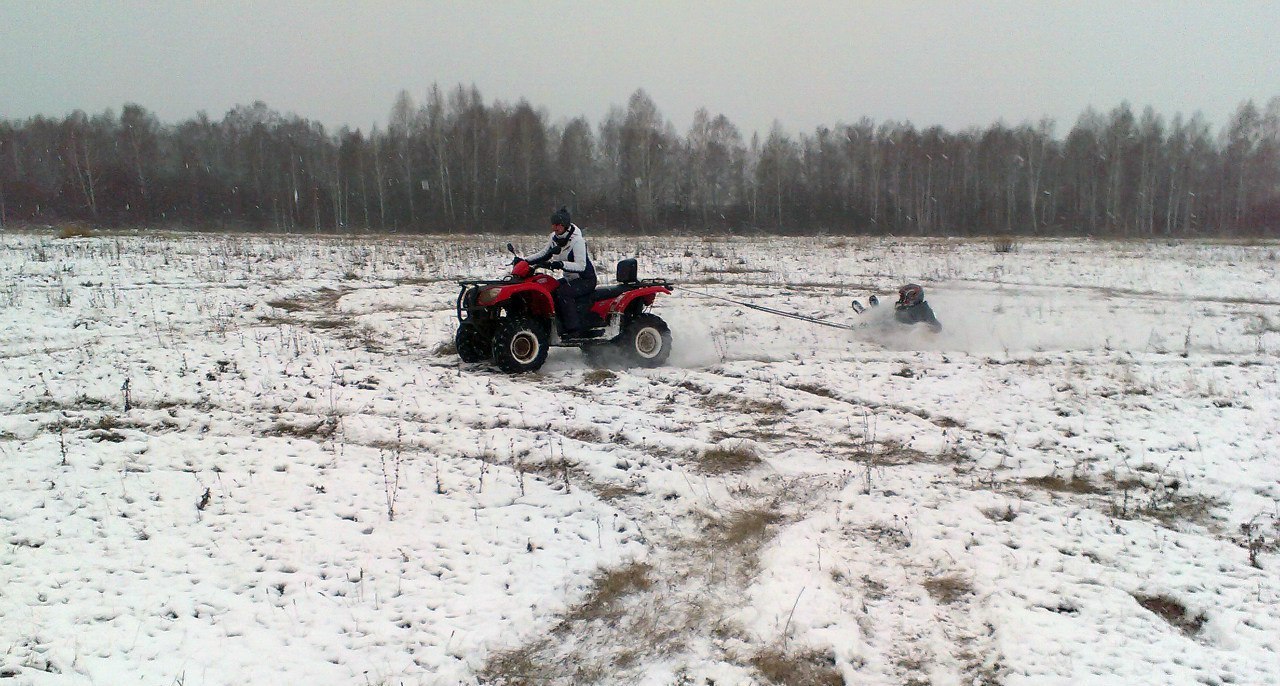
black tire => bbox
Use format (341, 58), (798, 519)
(619, 313), (672, 368)
(455, 322), (490, 363)
(492, 317), (549, 373)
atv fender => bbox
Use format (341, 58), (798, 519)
(591, 284), (672, 318)
(479, 278), (557, 316)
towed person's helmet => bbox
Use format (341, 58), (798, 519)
(896, 283), (924, 308)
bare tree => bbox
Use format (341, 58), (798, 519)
(556, 116), (596, 212)
(619, 89), (673, 230)
(369, 126), (388, 230)
(389, 90), (418, 228)
(61, 111), (100, 220)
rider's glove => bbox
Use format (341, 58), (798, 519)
(548, 261), (564, 270)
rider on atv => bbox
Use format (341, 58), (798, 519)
(524, 206), (596, 337)
(454, 219), (673, 373)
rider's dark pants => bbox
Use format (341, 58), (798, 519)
(555, 274), (597, 332)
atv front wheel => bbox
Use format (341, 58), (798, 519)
(492, 318), (549, 373)
(620, 313), (672, 368)
(455, 322), (491, 363)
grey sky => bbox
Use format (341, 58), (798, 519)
(2, 1), (1278, 138)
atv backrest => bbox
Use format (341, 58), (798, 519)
(616, 258), (638, 283)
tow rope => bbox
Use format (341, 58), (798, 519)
(681, 288), (861, 331)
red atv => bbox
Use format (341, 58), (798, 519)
(455, 243), (674, 373)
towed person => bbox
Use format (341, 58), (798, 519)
(893, 283), (942, 333)
(853, 283), (943, 333)
(525, 206), (597, 337)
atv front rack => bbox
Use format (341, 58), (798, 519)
(456, 279), (509, 321)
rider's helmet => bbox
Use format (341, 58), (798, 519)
(550, 206), (573, 246)
(550, 206), (571, 228)
(896, 283), (924, 308)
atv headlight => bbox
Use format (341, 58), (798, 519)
(476, 286), (503, 306)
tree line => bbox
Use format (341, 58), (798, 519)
(1, 85), (1277, 236)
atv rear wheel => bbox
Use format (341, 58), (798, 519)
(620, 313), (672, 368)
(455, 322), (491, 363)
(492, 317), (549, 373)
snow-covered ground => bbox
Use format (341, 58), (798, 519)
(2, 230), (1278, 686)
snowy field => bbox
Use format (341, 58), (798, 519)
(2, 229), (1279, 686)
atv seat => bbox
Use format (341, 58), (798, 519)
(589, 284), (635, 302)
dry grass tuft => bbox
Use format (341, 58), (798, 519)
(85, 428), (127, 443)
(94, 414), (120, 430)
(1105, 473), (1221, 527)
(474, 646), (544, 686)
(959, 650), (1006, 686)
(1024, 474), (1102, 495)
(592, 483), (640, 502)
(58, 223), (95, 239)
(1023, 469), (1218, 527)
(583, 369), (617, 386)
(266, 286), (349, 314)
(479, 559), (667, 682)
(983, 505), (1019, 522)
(860, 575), (889, 601)
(718, 508), (782, 548)
(698, 444), (762, 475)
(790, 382), (836, 398)
(265, 297), (308, 313)
(856, 440), (934, 466)
(337, 323), (382, 352)
(701, 393), (786, 416)
(750, 647), (843, 686)
(930, 415), (962, 428)
(562, 562), (653, 625)
(477, 505), (789, 683)
(675, 379), (709, 394)
(1133, 593), (1206, 636)
(862, 521), (912, 549)
(561, 426), (604, 443)
(265, 417), (338, 440)
(1129, 492), (1219, 527)
(924, 573), (974, 604)
(701, 263), (771, 275)
(992, 235), (1018, 253)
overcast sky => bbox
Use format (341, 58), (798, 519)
(3, 1), (1278, 138)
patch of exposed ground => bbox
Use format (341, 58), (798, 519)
(477, 501), (798, 685)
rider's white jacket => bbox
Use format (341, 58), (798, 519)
(528, 224), (594, 280)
